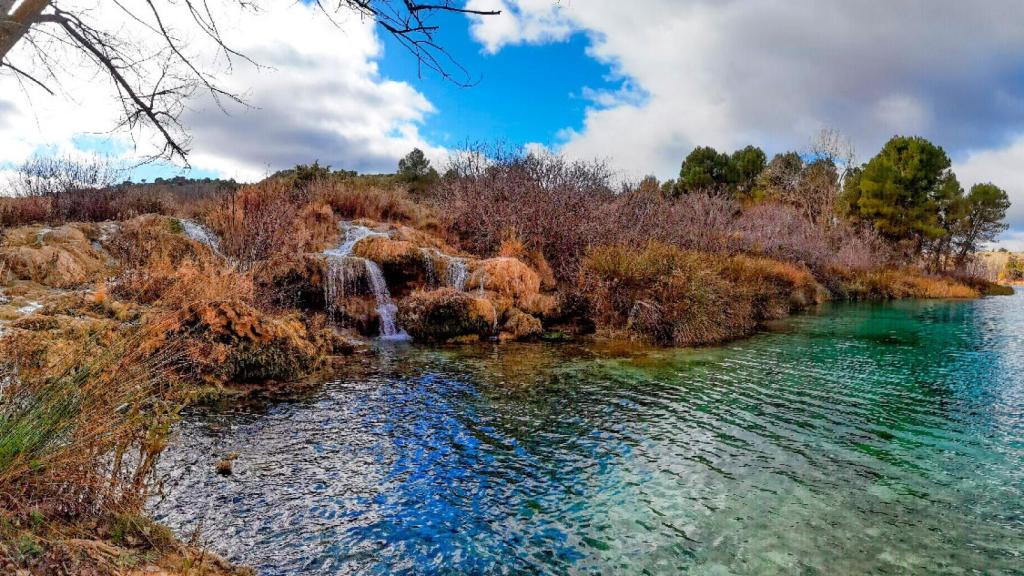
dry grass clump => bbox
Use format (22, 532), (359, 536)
(0, 314), (188, 569)
(173, 300), (323, 384)
(498, 236), (557, 290)
(581, 243), (827, 346)
(720, 255), (827, 319)
(106, 215), (216, 271)
(844, 269), (980, 300)
(309, 179), (441, 233)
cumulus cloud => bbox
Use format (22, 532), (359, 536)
(468, 0), (1024, 182)
(955, 137), (1024, 249)
(0, 1), (443, 181)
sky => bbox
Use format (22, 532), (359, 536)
(2, 0), (1024, 248)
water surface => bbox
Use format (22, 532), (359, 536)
(152, 292), (1024, 575)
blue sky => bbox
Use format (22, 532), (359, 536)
(2, 0), (1024, 247)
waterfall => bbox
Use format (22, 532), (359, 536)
(420, 249), (439, 288)
(362, 259), (407, 340)
(446, 257), (468, 291)
(419, 248), (468, 292)
(180, 219), (225, 259)
(323, 222), (408, 340)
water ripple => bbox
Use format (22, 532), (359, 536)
(152, 292), (1024, 575)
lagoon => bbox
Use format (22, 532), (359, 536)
(152, 291), (1024, 574)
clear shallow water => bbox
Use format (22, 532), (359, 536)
(151, 292), (1024, 575)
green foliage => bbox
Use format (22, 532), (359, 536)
(751, 151), (803, 202)
(291, 161), (333, 188)
(846, 136), (954, 245)
(730, 145), (767, 196)
(840, 136), (1011, 266)
(953, 183), (1010, 259)
(397, 148), (439, 193)
(397, 148), (438, 181)
(675, 146), (735, 194)
(674, 145), (768, 197)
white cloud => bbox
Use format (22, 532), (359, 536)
(0, 0), (443, 181)
(468, 0), (1024, 182)
(955, 136), (1024, 240)
(467, 0), (572, 54)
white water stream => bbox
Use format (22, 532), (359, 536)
(324, 223), (408, 340)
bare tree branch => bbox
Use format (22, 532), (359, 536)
(0, 59), (54, 94)
(1, 0), (502, 165)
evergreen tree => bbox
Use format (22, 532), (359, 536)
(730, 145), (767, 197)
(847, 136), (954, 251)
(952, 183), (1010, 265)
(675, 146), (735, 194)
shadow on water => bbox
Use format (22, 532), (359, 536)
(151, 291), (1024, 575)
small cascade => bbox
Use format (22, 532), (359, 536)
(420, 248), (439, 288)
(419, 248), (468, 292)
(323, 222), (408, 340)
(180, 219), (225, 259)
(446, 257), (468, 291)
(477, 272), (487, 297)
(363, 259), (408, 340)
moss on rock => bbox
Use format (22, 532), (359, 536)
(398, 288), (495, 342)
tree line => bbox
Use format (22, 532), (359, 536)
(665, 134), (1010, 273)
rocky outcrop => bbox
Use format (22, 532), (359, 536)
(499, 308), (543, 341)
(0, 224), (109, 288)
(398, 288), (496, 342)
(175, 300), (326, 384)
(468, 257), (541, 303)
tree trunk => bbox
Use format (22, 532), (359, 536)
(0, 0), (50, 62)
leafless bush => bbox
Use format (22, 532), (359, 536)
(734, 203), (831, 269)
(593, 189), (740, 253)
(435, 146), (616, 280)
(206, 179), (304, 270)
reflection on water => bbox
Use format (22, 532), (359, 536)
(151, 291), (1024, 575)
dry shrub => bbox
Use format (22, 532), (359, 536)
(436, 149), (615, 280)
(581, 243), (825, 346)
(734, 203), (829, 268)
(592, 189), (741, 254)
(0, 196), (52, 227)
(0, 186), (176, 228)
(309, 179), (440, 232)
(206, 179), (303, 269)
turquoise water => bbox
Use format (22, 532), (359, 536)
(152, 292), (1024, 575)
